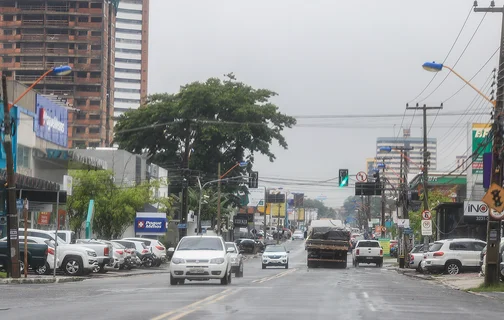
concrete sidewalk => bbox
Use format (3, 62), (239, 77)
(0, 276), (85, 284)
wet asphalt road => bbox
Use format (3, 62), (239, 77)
(1, 240), (503, 320)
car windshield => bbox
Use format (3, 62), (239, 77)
(411, 245), (424, 253)
(429, 242), (444, 252)
(265, 245), (286, 253)
(357, 241), (380, 248)
(111, 242), (125, 249)
(177, 237), (223, 251)
(293, 231), (303, 235)
(225, 243), (236, 252)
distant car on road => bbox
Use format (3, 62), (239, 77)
(292, 230), (304, 240)
(262, 245), (289, 269)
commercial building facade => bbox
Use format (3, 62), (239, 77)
(376, 136), (437, 190)
(113, 0), (149, 122)
(0, 0), (118, 148)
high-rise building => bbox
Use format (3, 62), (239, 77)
(0, 0), (118, 148)
(376, 136), (437, 189)
(113, 0), (149, 123)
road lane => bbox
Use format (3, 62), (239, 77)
(0, 240), (302, 320)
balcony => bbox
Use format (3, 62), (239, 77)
(22, 20), (44, 26)
(74, 63), (101, 71)
(46, 34), (70, 41)
(77, 22), (101, 29)
(76, 91), (101, 97)
(76, 77), (101, 84)
(0, 34), (21, 41)
(0, 7), (20, 13)
(0, 20), (22, 27)
(46, 20), (69, 26)
(19, 61), (44, 68)
(73, 8), (104, 15)
(20, 34), (44, 41)
(75, 35), (101, 43)
(15, 75), (73, 83)
(46, 62), (73, 68)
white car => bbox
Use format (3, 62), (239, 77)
(123, 237), (166, 265)
(170, 236), (233, 285)
(262, 245), (289, 269)
(408, 243), (431, 271)
(422, 238), (486, 275)
(225, 242), (244, 277)
(292, 230), (304, 240)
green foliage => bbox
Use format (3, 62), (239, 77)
(408, 190), (452, 239)
(67, 170), (153, 239)
(304, 198), (337, 219)
(113, 74), (296, 194)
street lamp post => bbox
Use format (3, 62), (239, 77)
(197, 176), (246, 235)
(1, 65), (72, 278)
(422, 59), (501, 285)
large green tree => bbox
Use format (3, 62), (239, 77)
(66, 170), (152, 239)
(113, 73), (296, 191)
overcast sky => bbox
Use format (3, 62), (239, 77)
(148, 0), (500, 207)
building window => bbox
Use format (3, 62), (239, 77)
(89, 114), (100, 120)
(89, 127), (100, 134)
(115, 28), (142, 34)
(90, 17), (102, 23)
(74, 127), (86, 134)
(17, 145), (31, 168)
(90, 100), (100, 106)
(115, 68), (141, 74)
(88, 142), (100, 148)
(91, 31), (101, 37)
(73, 140), (87, 149)
(115, 88), (141, 93)
(116, 18), (142, 25)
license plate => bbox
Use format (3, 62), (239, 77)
(366, 257), (373, 260)
(190, 269), (205, 274)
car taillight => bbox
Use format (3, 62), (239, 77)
(116, 250), (124, 255)
(380, 249), (383, 255)
(155, 245), (164, 251)
(48, 247), (55, 255)
(142, 249), (149, 254)
(410, 254), (414, 261)
(424, 255), (427, 259)
(104, 247), (109, 256)
(125, 249), (132, 253)
(433, 251), (444, 257)
(356, 249), (360, 255)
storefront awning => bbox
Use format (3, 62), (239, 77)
(34, 149), (108, 170)
(0, 169), (60, 191)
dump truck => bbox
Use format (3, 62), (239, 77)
(306, 220), (351, 268)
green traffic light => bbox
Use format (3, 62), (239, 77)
(339, 176), (349, 187)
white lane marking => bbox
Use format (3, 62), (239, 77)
(362, 292), (369, 299)
(368, 303), (376, 312)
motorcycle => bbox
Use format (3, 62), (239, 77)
(138, 252), (155, 268)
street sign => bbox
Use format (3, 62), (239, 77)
(177, 223), (187, 229)
(356, 171), (367, 182)
(482, 183), (504, 213)
(421, 220), (432, 236)
(421, 210), (432, 220)
(397, 219), (410, 228)
(489, 209), (504, 220)
(381, 226), (387, 232)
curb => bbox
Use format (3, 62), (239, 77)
(0, 277), (85, 284)
(394, 268), (434, 280)
(90, 270), (171, 278)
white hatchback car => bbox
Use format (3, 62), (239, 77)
(170, 236), (233, 285)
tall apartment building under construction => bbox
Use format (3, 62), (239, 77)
(0, 0), (119, 148)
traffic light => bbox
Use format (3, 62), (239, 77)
(249, 171), (258, 188)
(373, 171), (380, 184)
(339, 169), (349, 187)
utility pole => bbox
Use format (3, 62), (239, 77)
(474, 1), (504, 286)
(375, 157), (391, 239)
(407, 103), (442, 253)
(394, 146), (414, 268)
(179, 120), (192, 239)
(217, 162), (221, 235)
(2, 75), (21, 278)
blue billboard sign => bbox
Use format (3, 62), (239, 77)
(0, 103), (18, 172)
(34, 95), (68, 148)
(135, 217), (167, 234)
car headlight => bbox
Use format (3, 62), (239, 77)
(171, 258), (186, 264)
(209, 257), (225, 264)
(86, 250), (96, 257)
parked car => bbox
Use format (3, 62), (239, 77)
(480, 237), (504, 279)
(0, 240), (48, 273)
(112, 240), (153, 268)
(122, 237), (166, 266)
(292, 230), (304, 240)
(1, 236), (56, 275)
(238, 239), (259, 254)
(422, 238), (486, 275)
(408, 243), (431, 272)
(75, 239), (113, 273)
(225, 242), (244, 277)
(169, 235), (233, 285)
(262, 244), (289, 269)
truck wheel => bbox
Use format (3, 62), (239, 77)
(63, 257), (83, 276)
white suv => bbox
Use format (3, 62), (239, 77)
(170, 236), (233, 285)
(421, 238), (486, 275)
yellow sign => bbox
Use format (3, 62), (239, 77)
(257, 203), (286, 217)
(296, 208), (305, 221)
(482, 183), (504, 213)
(378, 239), (390, 256)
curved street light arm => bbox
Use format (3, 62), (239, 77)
(442, 65), (496, 107)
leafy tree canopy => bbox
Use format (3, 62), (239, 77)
(304, 198), (337, 219)
(66, 170), (152, 239)
(113, 73), (296, 187)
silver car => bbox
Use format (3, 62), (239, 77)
(225, 242), (244, 277)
